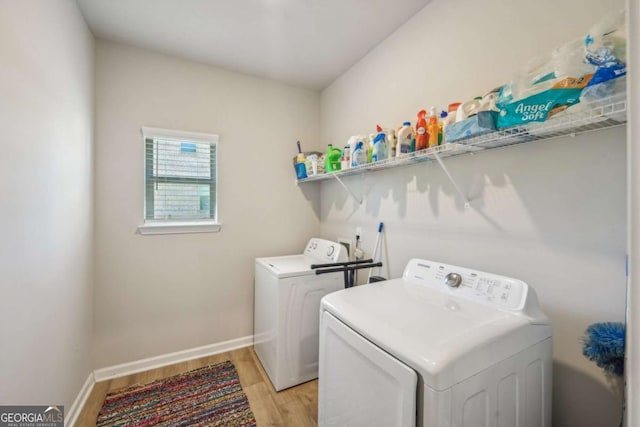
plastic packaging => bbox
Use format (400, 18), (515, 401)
(428, 107), (439, 147)
(415, 110), (428, 151)
(581, 9), (627, 102)
(305, 154), (319, 176)
(478, 88), (501, 112)
(445, 111), (498, 143)
(396, 122), (414, 156)
(496, 37), (596, 128)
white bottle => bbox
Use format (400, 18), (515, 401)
(342, 140), (351, 170)
(396, 122), (414, 156)
(455, 98), (482, 122)
(386, 129), (397, 158)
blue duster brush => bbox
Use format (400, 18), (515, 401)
(582, 322), (626, 377)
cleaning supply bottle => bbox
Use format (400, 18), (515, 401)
(396, 121), (414, 156)
(325, 144), (342, 173)
(444, 103), (460, 127)
(342, 141), (351, 170)
(428, 106), (439, 148)
(372, 132), (387, 162)
(439, 111), (447, 144)
(415, 110), (428, 151)
(448, 102), (462, 118)
(351, 141), (366, 167)
(455, 97), (482, 122)
(374, 126), (388, 161)
(387, 128), (397, 158)
(367, 134), (375, 163)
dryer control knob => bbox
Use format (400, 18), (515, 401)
(445, 272), (462, 288)
(327, 246), (335, 257)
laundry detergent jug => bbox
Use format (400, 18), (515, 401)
(325, 144), (342, 173)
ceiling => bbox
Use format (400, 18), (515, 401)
(76, 0), (431, 90)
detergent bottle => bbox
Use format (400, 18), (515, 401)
(396, 121), (414, 156)
(325, 144), (342, 173)
(415, 110), (428, 151)
(373, 126), (388, 161)
(428, 106), (439, 148)
(372, 132), (387, 162)
(351, 141), (366, 167)
(455, 97), (482, 122)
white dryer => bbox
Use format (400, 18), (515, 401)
(319, 258), (552, 427)
(254, 238), (348, 391)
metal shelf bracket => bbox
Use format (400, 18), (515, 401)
(333, 173), (363, 205)
(432, 151), (471, 208)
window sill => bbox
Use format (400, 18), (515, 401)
(137, 221), (222, 235)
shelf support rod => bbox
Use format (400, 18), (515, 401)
(332, 174), (363, 205)
(432, 152), (470, 208)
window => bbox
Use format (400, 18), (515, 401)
(138, 127), (219, 235)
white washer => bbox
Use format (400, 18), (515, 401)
(254, 238), (348, 391)
(319, 258), (553, 427)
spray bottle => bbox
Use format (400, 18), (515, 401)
(415, 110), (428, 151)
(428, 106), (439, 148)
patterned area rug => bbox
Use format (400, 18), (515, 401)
(96, 360), (256, 427)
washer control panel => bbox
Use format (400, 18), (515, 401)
(404, 259), (527, 310)
(444, 272), (462, 288)
(304, 238), (348, 263)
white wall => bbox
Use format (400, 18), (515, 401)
(94, 41), (321, 368)
(626, 0), (639, 425)
(0, 0), (94, 411)
(319, 0), (626, 425)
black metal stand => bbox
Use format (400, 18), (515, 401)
(311, 259), (383, 288)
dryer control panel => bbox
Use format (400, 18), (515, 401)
(304, 238), (348, 263)
(403, 259), (529, 311)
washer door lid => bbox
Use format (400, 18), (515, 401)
(256, 255), (317, 278)
(319, 311), (417, 427)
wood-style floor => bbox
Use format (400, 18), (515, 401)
(75, 346), (318, 426)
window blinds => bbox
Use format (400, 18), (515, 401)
(142, 129), (217, 222)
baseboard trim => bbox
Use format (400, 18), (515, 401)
(93, 335), (254, 382)
(66, 371), (95, 427)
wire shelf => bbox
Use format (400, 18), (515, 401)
(296, 93), (627, 184)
